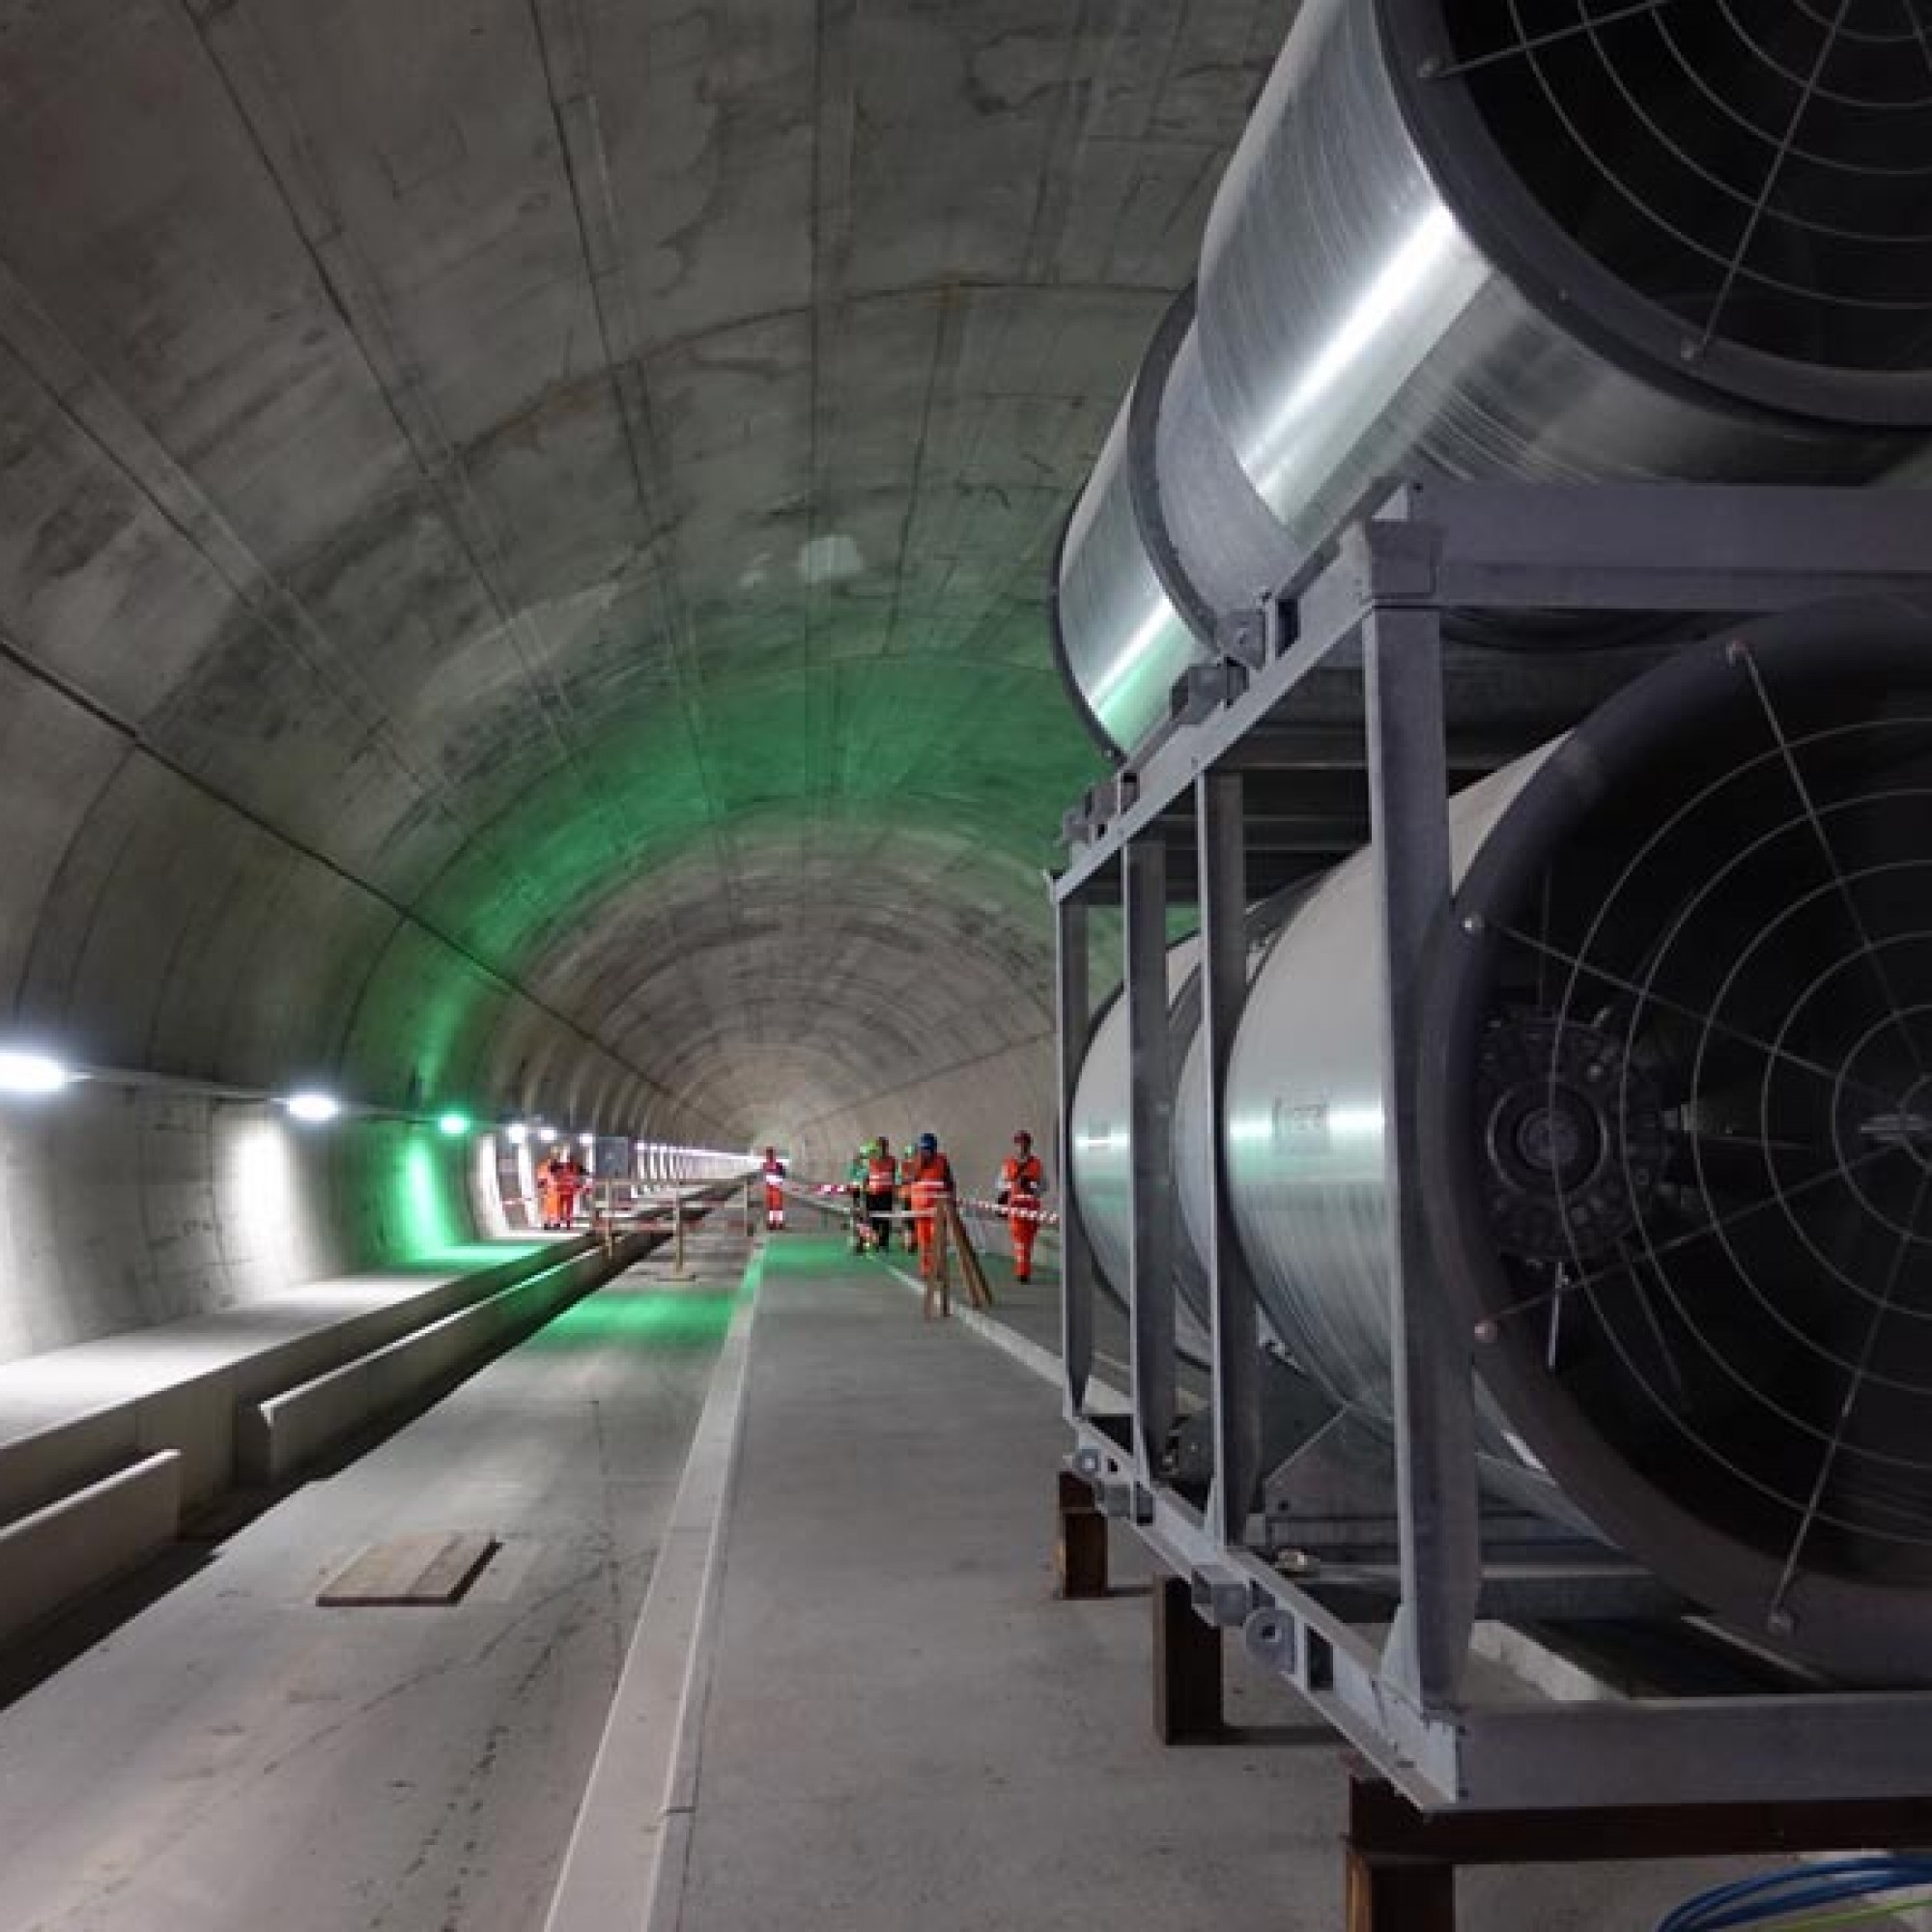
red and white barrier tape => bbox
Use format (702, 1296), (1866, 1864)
(779, 1179), (1057, 1231)
(958, 1195), (1058, 1228)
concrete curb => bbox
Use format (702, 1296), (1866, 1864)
(542, 1245), (765, 1932)
(0, 1449), (182, 1647)
(236, 1238), (638, 1484)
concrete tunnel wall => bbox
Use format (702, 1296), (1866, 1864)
(0, 1091), (489, 1364)
(0, 0), (1290, 1356)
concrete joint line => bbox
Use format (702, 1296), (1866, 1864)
(542, 1251), (764, 1932)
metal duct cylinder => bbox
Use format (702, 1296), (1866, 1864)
(1199, 607), (1932, 1678)
(1071, 890), (1307, 1350)
(1054, 0), (1932, 756)
(1053, 297), (1295, 758)
(1067, 938), (1220, 1351)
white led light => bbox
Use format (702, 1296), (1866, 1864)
(0, 1051), (72, 1095)
(284, 1092), (342, 1123)
(578, 1131), (594, 1148)
(537, 1126), (557, 1145)
(506, 1122), (528, 1146)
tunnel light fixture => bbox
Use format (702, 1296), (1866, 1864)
(437, 1111), (471, 1138)
(578, 1131), (595, 1149)
(537, 1126), (557, 1145)
(284, 1091), (342, 1124)
(0, 1050), (73, 1095)
(506, 1122), (529, 1146)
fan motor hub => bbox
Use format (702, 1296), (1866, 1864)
(1477, 1019), (1665, 1262)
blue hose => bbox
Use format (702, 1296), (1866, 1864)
(1658, 1856), (1932, 1932)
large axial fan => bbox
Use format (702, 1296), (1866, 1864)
(1426, 606), (1932, 1673)
(1437, 0), (1932, 381)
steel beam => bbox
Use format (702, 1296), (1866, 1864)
(1363, 599), (1479, 1713)
(1195, 769), (1261, 1546)
(1393, 478), (1932, 612)
(1123, 837), (1178, 1483)
(1056, 890), (1098, 1415)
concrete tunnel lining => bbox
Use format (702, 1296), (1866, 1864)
(0, 0), (1293, 1348)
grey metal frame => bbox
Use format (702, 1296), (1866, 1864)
(1054, 478), (1932, 1811)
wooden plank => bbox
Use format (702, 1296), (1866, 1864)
(944, 1202), (995, 1311)
(318, 1532), (497, 1606)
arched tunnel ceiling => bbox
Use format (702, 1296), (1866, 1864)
(0, 0), (1292, 1141)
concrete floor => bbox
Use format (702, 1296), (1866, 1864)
(650, 1235), (1788, 1932)
(0, 1231), (749, 1932)
(0, 1228), (1906, 1932)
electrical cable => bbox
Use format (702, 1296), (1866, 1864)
(1658, 1857), (1932, 1932)
(1769, 1893), (1932, 1932)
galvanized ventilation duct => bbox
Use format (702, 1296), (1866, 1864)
(1053, 0), (1932, 759)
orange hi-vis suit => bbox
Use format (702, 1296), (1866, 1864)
(863, 1149), (899, 1252)
(999, 1147), (1046, 1283)
(905, 1151), (955, 1279)
(540, 1154), (584, 1230)
(761, 1151), (787, 1230)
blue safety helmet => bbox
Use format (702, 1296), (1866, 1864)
(917, 1131), (938, 1153)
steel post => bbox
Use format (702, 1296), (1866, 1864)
(1362, 596), (1479, 1713)
(1195, 769), (1262, 1545)
(1123, 838), (1178, 1484)
(1056, 893), (1098, 1413)
(1056, 1470), (1110, 1601)
(1152, 1574), (1225, 1745)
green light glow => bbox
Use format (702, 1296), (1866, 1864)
(395, 1134), (468, 1259)
(342, 650), (1105, 1120)
(437, 1110), (471, 1137)
(421, 665), (1101, 967)
(532, 1284), (737, 1350)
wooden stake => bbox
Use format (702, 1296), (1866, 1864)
(945, 1200), (995, 1311)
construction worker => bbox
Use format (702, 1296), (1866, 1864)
(845, 1146), (872, 1253)
(556, 1149), (587, 1228)
(998, 1130), (1047, 1284)
(863, 1136), (899, 1253)
(761, 1146), (787, 1232)
(904, 1131), (956, 1316)
(540, 1148), (584, 1230)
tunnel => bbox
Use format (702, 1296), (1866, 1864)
(3, 2), (1932, 1927)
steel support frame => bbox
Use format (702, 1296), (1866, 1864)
(1053, 480), (1932, 1813)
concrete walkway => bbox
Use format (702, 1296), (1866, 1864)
(0, 1230), (750, 1932)
(636, 1236), (1786, 1932)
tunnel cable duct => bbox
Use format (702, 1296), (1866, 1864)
(1052, 0), (1932, 760)
(1071, 610), (1932, 1679)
